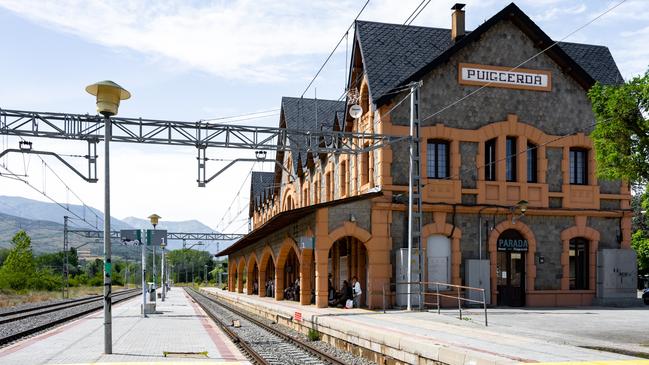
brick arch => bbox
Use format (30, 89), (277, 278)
(422, 220), (462, 285)
(236, 256), (246, 293)
(246, 252), (259, 295)
(282, 185), (297, 211)
(274, 237), (302, 301)
(326, 221), (372, 252)
(560, 225), (600, 291)
(488, 220), (537, 305)
(258, 245), (276, 272)
(276, 237), (301, 268)
(257, 245), (276, 298)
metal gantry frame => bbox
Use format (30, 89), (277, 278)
(0, 108), (408, 186)
(66, 228), (244, 242)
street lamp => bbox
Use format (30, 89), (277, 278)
(86, 80), (130, 355)
(148, 214), (161, 299)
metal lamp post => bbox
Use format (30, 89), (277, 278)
(148, 214), (160, 301)
(85, 80), (131, 355)
(161, 239), (167, 301)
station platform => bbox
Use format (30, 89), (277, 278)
(0, 287), (249, 365)
(201, 287), (649, 365)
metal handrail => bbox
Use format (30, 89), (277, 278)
(382, 281), (488, 326)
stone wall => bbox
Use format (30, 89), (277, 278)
(546, 147), (563, 192)
(328, 199), (372, 233)
(589, 217), (621, 250)
(460, 142), (478, 188)
(389, 20), (596, 136)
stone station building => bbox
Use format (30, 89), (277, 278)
(217, 3), (637, 308)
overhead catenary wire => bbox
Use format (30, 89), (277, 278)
(0, 163), (103, 231)
(199, 108), (280, 123)
(214, 162), (256, 232)
(404, 0), (432, 25)
(300, 0), (371, 98)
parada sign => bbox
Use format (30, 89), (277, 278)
(459, 63), (552, 92)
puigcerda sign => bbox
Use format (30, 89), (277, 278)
(459, 63), (552, 92)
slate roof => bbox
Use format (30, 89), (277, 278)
(558, 41), (624, 85)
(281, 97), (345, 171)
(249, 171), (275, 217)
(355, 3), (623, 106)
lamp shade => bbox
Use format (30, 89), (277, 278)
(148, 214), (161, 227)
(85, 80), (131, 117)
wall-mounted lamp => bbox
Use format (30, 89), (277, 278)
(255, 151), (267, 160)
(511, 200), (528, 224)
(349, 214), (357, 223)
(18, 141), (32, 151)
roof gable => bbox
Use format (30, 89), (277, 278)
(280, 97), (345, 172)
(354, 3), (623, 107)
(249, 171), (275, 217)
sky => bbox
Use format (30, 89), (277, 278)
(0, 0), (647, 235)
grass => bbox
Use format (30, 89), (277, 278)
(0, 285), (128, 308)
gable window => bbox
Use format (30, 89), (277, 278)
(485, 138), (497, 181)
(506, 137), (517, 182)
(569, 148), (588, 185)
(340, 160), (348, 196)
(527, 142), (538, 183)
(426, 140), (450, 179)
(361, 150), (369, 186)
(569, 237), (589, 290)
(325, 172), (333, 201)
(302, 186), (309, 207)
(313, 179), (320, 205)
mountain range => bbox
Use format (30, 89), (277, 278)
(0, 195), (230, 256)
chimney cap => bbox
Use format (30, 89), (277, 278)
(451, 3), (465, 11)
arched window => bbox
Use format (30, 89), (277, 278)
(569, 237), (589, 290)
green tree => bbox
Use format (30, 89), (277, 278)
(0, 248), (11, 267)
(0, 230), (36, 290)
(588, 69), (649, 186)
(632, 230), (649, 275)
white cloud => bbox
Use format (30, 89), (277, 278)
(0, 0), (370, 82)
(532, 3), (587, 22)
(0, 0), (508, 83)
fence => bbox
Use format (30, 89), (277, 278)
(382, 281), (488, 326)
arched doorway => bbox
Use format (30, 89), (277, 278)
(248, 261), (259, 295)
(496, 229), (528, 306)
(328, 236), (367, 307)
(259, 250), (276, 298)
(283, 249), (300, 301)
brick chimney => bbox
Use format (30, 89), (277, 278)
(451, 3), (466, 41)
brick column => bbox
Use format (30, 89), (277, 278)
(258, 269), (267, 297)
(246, 267), (254, 295)
(274, 268), (284, 300)
(300, 249), (314, 305)
(237, 269), (243, 293)
(315, 249), (329, 308)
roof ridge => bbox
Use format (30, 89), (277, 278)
(356, 19), (451, 32)
(281, 96), (342, 103)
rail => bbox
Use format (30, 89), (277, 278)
(382, 281), (488, 326)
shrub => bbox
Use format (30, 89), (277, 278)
(307, 328), (321, 341)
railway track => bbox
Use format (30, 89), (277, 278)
(186, 288), (350, 365)
(0, 288), (141, 346)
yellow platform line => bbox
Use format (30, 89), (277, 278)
(532, 361), (649, 365)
